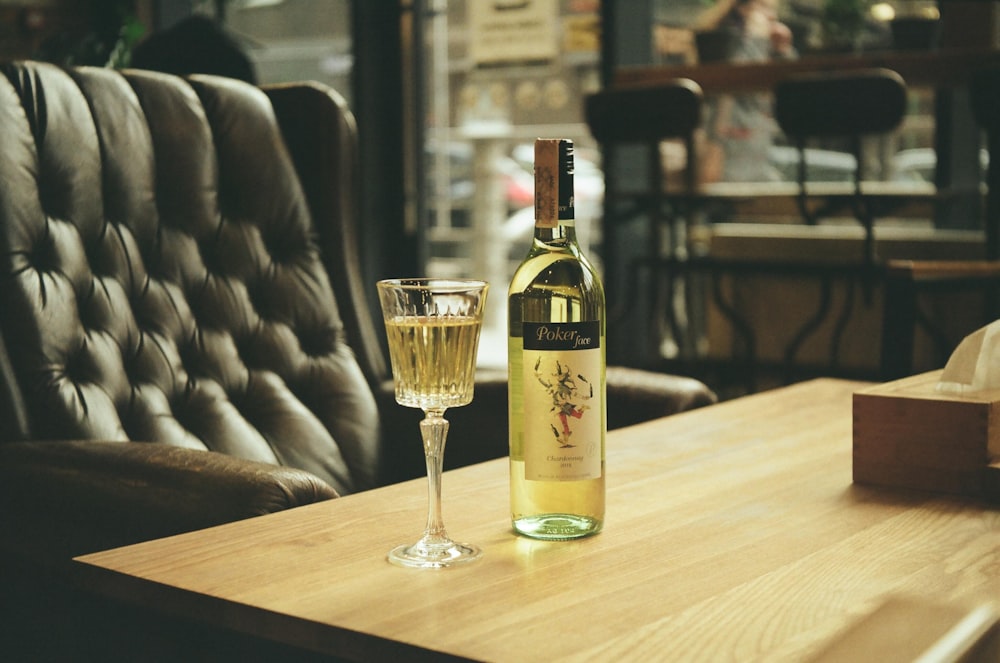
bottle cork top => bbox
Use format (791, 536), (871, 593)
(534, 138), (574, 228)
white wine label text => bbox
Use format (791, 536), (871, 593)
(523, 321), (600, 351)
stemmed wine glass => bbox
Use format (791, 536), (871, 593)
(376, 278), (488, 568)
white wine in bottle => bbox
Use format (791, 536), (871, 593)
(508, 138), (606, 540)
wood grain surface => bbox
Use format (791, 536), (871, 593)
(74, 379), (1000, 662)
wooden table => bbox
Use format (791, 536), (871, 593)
(73, 379), (1000, 661)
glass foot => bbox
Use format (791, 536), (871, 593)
(388, 538), (482, 569)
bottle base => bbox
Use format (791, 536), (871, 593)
(387, 539), (482, 569)
(512, 514), (603, 540)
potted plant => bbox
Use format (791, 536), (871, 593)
(890, 2), (941, 51)
(821, 0), (870, 52)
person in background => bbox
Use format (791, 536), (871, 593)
(130, 15), (256, 84)
(697, 0), (796, 182)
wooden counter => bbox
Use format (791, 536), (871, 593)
(73, 379), (1000, 661)
(615, 47), (1000, 93)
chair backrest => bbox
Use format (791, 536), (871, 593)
(263, 82), (388, 386)
(584, 80), (704, 144)
(585, 79), (704, 193)
(0, 61), (380, 495)
(585, 79), (705, 194)
(774, 67), (908, 260)
(774, 68), (907, 140)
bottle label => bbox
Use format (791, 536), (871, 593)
(522, 321), (603, 481)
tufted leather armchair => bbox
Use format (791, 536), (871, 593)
(0, 61), (715, 655)
(0, 60), (372, 542)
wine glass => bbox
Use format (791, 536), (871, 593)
(376, 278), (488, 568)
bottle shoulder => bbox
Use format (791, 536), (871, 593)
(508, 239), (604, 297)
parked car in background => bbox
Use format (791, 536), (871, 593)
(891, 147), (989, 183)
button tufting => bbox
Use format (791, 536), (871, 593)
(0, 63), (384, 497)
(29, 221), (58, 274)
(298, 325), (340, 357)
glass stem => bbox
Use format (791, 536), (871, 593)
(420, 408), (450, 543)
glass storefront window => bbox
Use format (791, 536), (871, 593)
(226, 0), (353, 104)
(420, 0), (604, 366)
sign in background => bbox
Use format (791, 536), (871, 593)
(468, 0), (559, 66)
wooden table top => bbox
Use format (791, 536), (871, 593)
(74, 379), (1000, 662)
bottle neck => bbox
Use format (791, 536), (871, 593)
(532, 138), (576, 248)
(534, 217), (578, 246)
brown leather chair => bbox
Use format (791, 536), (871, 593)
(0, 61), (715, 657)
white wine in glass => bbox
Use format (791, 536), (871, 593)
(376, 278), (488, 568)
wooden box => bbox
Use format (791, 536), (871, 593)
(853, 370), (1000, 501)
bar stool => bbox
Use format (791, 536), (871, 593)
(584, 80), (704, 364)
(774, 67), (908, 258)
(773, 68), (908, 371)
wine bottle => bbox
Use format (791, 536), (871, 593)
(508, 138), (606, 540)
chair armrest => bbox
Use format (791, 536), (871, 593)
(606, 366), (717, 429)
(376, 368), (717, 484)
(0, 440), (338, 570)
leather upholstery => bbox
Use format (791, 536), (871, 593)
(0, 439), (336, 557)
(0, 62), (378, 496)
(0, 66), (376, 660)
